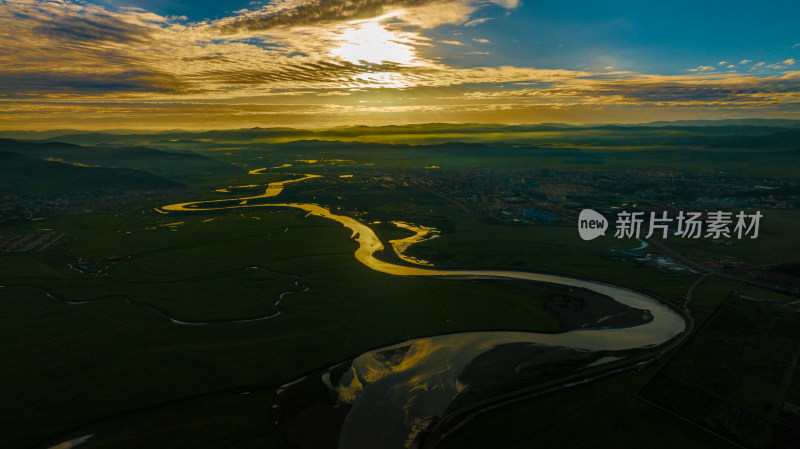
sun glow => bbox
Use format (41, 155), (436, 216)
(332, 21), (416, 65)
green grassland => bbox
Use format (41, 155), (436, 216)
(1, 201), (569, 448)
(0, 151), (182, 195)
(79, 389), (282, 449)
(141, 134), (800, 177)
(3, 131), (799, 449)
(0, 170), (702, 447)
(180, 136), (800, 177)
(0, 138), (239, 179)
(437, 368), (736, 449)
(640, 295), (800, 449)
(661, 209), (800, 267)
(404, 224), (699, 304)
(7, 123), (800, 178)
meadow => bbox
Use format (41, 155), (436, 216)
(2, 130), (799, 448)
(1, 197), (569, 448)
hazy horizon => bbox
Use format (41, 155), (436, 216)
(2, 117), (800, 134)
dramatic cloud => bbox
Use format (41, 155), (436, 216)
(464, 72), (800, 108)
(0, 0), (797, 128)
(0, 0), (529, 98)
(210, 0), (518, 33)
(463, 17), (492, 26)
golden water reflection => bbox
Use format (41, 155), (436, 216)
(159, 174), (321, 212)
(388, 221), (440, 266)
(160, 173), (686, 449)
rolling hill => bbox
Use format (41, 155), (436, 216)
(0, 139), (240, 178)
(0, 151), (183, 195)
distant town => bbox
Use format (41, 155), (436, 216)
(357, 168), (800, 224)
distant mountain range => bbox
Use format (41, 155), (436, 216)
(625, 119), (800, 128)
(0, 151), (182, 195)
(0, 120), (798, 169)
(1, 119), (799, 146)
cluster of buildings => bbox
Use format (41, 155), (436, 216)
(374, 168), (800, 224)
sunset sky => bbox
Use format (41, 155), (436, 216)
(1, 0), (799, 129)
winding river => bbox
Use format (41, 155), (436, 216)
(386, 221), (440, 266)
(159, 173), (686, 449)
